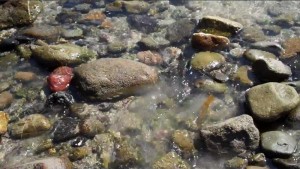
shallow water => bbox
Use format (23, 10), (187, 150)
(1, 0), (300, 169)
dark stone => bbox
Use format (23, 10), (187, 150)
(56, 9), (81, 24)
(0, 38), (19, 51)
(52, 117), (80, 143)
(127, 15), (158, 34)
(45, 91), (75, 108)
(273, 157), (300, 169)
(98, 102), (113, 112)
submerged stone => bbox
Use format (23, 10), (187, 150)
(0, 111), (8, 135)
(47, 66), (74, 92)
(273, 157), (300, 169)
(152, 151), (190, 169)
(123, 1), (150, 14)
(244, 49), (277, 62)
(282, 38), (300, 58)
(191, 32), (230, 51)
(224, 156), (248, 169)
(191, 51), (225, 72)
(251, 41), (284, 56)
(127, 15), (158, 34)
(166, 19), (195, 43)
(21, 25), (61, 43)
(52, 118), (80, 143)
(0, 91), (13, 110)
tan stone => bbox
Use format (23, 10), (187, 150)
(0, 91), (13, 110)
(14, 71), (36, 82)
(0, 111), (9, 135)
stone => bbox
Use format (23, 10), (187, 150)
(209, 69), (229, 82)
(52, 118), (80, 143)
(0, 91), (13, 110)
(262, 25), (281, 36)
(282, 38), (300, 58)
(273, 157), (300, 169)
(152, 151), (190, 169)
(198, 16), (243, 36)
(73, 58), (158, 101)
(107, 41), (127, 54)
(191, 51), (225, 71)
(74, 3), (91, 13)
(287, 103), (300, 122)
(47, 66), (74, 92)
(234, 66), (255, 86)
(127, 15), (158, 34)
(21, 25), (61, 43)
(2, 156), (72, 169)
(137, 50), (163, 66)
(244, 49), (276, 62)
(166, 19), (195, 43)
(224, 157), (248, 169)
(105, 1), (123, 12)
(0, 111), (8, 135)
(14, 71), (36, 82)
(61, 27), (83, 39)
(0, 82), (10, 93)
(252, 58), (292, 82)
(112, 112), (142, 135)
(69, 103), (99, 119)
(138, 36), (169, 50)
(250, 41), (284, 57)
(248, 153), (267, 167)
(68, 147), (90, 161)
(191, 32), (230, 51)
(9, 114), (51, 139)
(45, 91), (75, 108)
(123, 1), (150, 14)
(80, 116), (106, 138)
(114, 138), (141, 166)
(242, 27), (266, 42)
(246, 82), (299, 122)
(0, 0), (43, 30)
(80, 10), (106, 25)
(94, 133), (115, 169)
(200, 115), (260, 154)
(16, 44), (32, 59)
(194, 79), (228, 93)
(261, 131), (297, 157)
(172, 130), (196, 157)
(246, 166), (269, 169)
(31, 40), (97, 68)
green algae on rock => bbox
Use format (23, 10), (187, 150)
(191, 51), (225, 72)
(153, 151), (190, 169)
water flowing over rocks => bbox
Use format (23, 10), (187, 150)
(73, 58), (159, 101)
(246, 82), (299, 122)
(200, 115), (260, 154)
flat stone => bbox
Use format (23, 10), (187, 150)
(123, 1), (150, 14)
(192, 32), (230, 51)
(244, 49), (277, 62)
(234, 66), (254, 86)
(14, 71), (36, 82)
(251, 41), (284, 57)
(0, 91), (13, 110)
(21, 25), (60, 42)
(261, 131), (297, 157)
(191, 51), (225, 72)
(246, 82), (299, 122)
(137, 50), (163, 66)
(0, 111), (8, 135)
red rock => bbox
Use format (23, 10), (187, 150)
(47, 66), (73, 92)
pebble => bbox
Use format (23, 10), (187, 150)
(191, 51), (225, 71)
(172, 130), (196, 157)
(137, 50), (163, 66)
(80, 116), (106, 138)
(21, 25), (61, 42)
(45, 91), (75, 107)
(273, 157), (300, 169)
(0, 91), (13, 110)
(191, 32), (230, 51)
(127, 15), (158, 34)
(0, 111), (9, 135)
(52, 117), (80, 143)
(234, 66), (255, 86)
(244, 49), (277, 62)
(250, 41), (284, 57)
(47, 66), (73, 92)
(14, 71), (36, 82)
(194, 79), (228, 93)
(282, 38), (300, 58)
(0, 82), (10, 92)
(68, 147), (90, 161)
(123, 1), (150, 14)
(224, 156), (248, 169)
(166, 18), (195, 43)
(61, 27), (83, 39)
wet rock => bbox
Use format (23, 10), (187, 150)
(137, 50), (163, 66)
(262, 25), (281, 36)
(194, 79), (228, 93)
(73, 58), (158, 101)
(45, 91), (75, 107)
(16, 44), (32, 59)
(244, 49), (276, 62)
(200, 115), (260, 154)
(113, 112), (142, 135)
(107, 41), (127, 54)
(282, 38), (300, 58)
(0, 0), (43, 29)
(152, 151), (190, 169)
(105, 1), (123, 12)
(14, 71), (36, 82)
(250, 41), (284, 57)
(114, 138), (142, 166)
(74, 3), (91, 13)
(47, 66), (74, 92)
(261, 131), (297, 157)
(69, 103), (100, 119)
(21, 25), (61, 43)
(127, 15), (158, 34)
(242, 27), (266, 42)
(252, 58), (292, 82)
(234, 66), (255, 86)
(0, 52), (19, 69)
(71, 137), (87, 147)
(94, 133), (115, 169)
(273, 14), (294, 28)
(209, 69), (229, 82)
(172, 130), (196, 157)
(138, 36), (169, 50)
(68, 147), (90, 161)
(246, 166), (270, 169)
(166, 19), (195, 44)
(248, 153), (267, 167)
(80, 116), (106, 138)
(0, 82), (9, 92)
(0, 91), (13, 110)
(191, 51), (225, 72)
(80, 10), (106, 25)
(198, 16), (243, 36)
(34, 139), (54, 154)
(123, 1), (150, 14)
(0, 111), (8, 135)
(2, 156), (72, 169)
(246, 82), (299, 122)
(31, 40), (97, 68)
(273, 157), (300, 169)
(287, 104), (300, 122)
(52, 118), (80, 143)
(191, 32), (230, 51)
(9, 114), (51, 139)
(56, 9), (81, 24)
(224, 156), (248, 169)
(0, 37), (19, 51)
(61, 27), (83, 39)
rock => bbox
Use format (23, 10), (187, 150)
(21, 25), (61, 43)
(0, 91), (13, 110)
(0, 52), (19, 70)
(138, 36), (169, 50)
(14, 71), (36, 82)
(74, 3), (91, 13)
(246, 166), (270, 169)
(137, 50), (163, 66)
(56, 9), (81, 24)
(69, 103), (100, 119)
(248, 153), (267, 167)
(191, 32), (230, 51)
(31, 40), (97, 68)
(112, 112), (142, 135)
(68, 147), (90, 161)
(224, 156), (248, 169)
(242, 27), (266, 42)
(172, 130), (196, 157)
(52, 118), (80, 143)
(262, 25), (281, 36)
(80, 116), (106, 138)
(273, 157), (300, 169)
(0, 82), (10, 92)
(0, 0), (43, 30)
(45, 91), (75, 108)
(94, 133), (115, 169)
(107, 41), (127, 54)
(0, 111), (8, 135)
(261, 131), (297, 157)
(250, 41), (284, 57)
(273, 14), (294, 28)
(2, 156), (72, 169)
(234, 66), (255, 86)
(287, 103), (300, 122)
(16, 44), (32, 59)
(152, 151), (190, 169)
(282, 38), (300, 58)
(127, 15), (158, 34)
(123, 1), (150, 14)
(105, 1), (123, 12)
(200, 115), (260, 154)
(73, 58), (158, 101)
(166, 19), (195, 43)
(80, 10), (106, 25)
(47, 66), (74, 92)
(114, 138), (141, 166)
(246, 82), (299, 122)
(209, 69), (229, 82)
(198, 16), (243, 36)
(9, 114), (51, 139)
(61, 27), (83, 39)
(252, 58), (292, 82)
(191, 51), (225, 71)
(194, 79), (228, 93)
(244, 49), (276, 62)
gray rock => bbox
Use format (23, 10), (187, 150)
(246, 82), (299, 122)
(21, 25), (61, 43)
(74, 3), (91, 13)
(123, 1), (150, 14)
(52, 118), (80, 143)
(74, 58), (158, 101)
(262, 25), (281, 36)
(287, 103), (300, 123)
(61, 27), (83, 39)
(244, 49), (276, 62)
(107, 41), (128, 54)
(248, 153), (267, 167)
(252, 58), (292, 82)
(251, 41), (285, 56)
(127, 15), (158, 34)
(273, 157), (300, 169)
(242, 27), (266, 42)
(0, 0), (42, 29)
(261, 131), (297, 157)
(166, 19), (195, 43)
(200, 115), (260, 154)
(191, 51), (225, 72)
(9, 114), (51, 139)
(138, 36), (169, 50)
